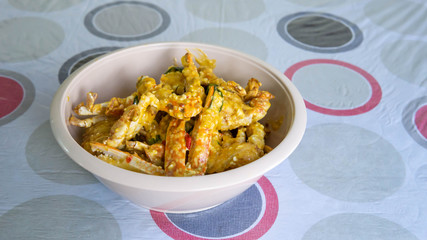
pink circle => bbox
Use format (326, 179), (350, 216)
(285, 59), (382, 116)
(0, 76), (24, 118)
(415, 105), (427, 139)
(150, 176), (279, 239)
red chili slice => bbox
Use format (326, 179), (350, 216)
(185, 133), (192, 150)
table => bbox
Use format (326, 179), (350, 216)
(1, 0), (426, 239)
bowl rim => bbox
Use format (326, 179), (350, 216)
(50, 41), (306, 192)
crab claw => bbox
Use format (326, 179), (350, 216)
(90, 142), (165, 176)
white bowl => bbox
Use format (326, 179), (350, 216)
(50, 42), (306, 213)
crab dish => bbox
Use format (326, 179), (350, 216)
(69, 49), (275, 177)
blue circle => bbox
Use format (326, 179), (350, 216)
(166, 184), (263, 238)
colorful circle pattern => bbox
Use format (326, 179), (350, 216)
(84, 1), (170, 41)
(285, 59), (381, 116)
(277, 12), (363, 53)
(1, 1), (426, 239)
(402, 96), (427, 149)
(0, 76), (23, 118)
(0, 70), (35, 126)
(151, 176), (278, 239)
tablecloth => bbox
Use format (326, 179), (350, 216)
(1, 0), (426, 239)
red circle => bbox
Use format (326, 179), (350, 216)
(285, 59), (382, 116)
(150, 176), (279, 239)
(0, 76), (24, 118)
(415, 105), (427, 139)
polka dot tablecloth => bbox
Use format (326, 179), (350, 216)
(0, 0), (426, 239)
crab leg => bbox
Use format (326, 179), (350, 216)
(182, 51), (205, 98)
(106, 93), (158, 149)
(69, 114), (107, 128)
(218, 81), (274, 131)
(90, 142), (165, 175)
(74, 92), (137, 117)
(187, 85), (223, 174)
(157, 51), (205, 119)
(225, 124), (265, 170)
(194, 50), (248, 99)
(135, 51), (208, 120)
(248, 91), (274, 123)
(164, 118), (188, 176)
(194, 49), (226, 86)
(136, 64), (204, 120)
(244, 78), (262, 101)
(246, 122), (266, 151)
(126, 141), (164, 167)
(206, 122), (265, 174)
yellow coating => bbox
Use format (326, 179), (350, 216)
(70, 50), (275, 176)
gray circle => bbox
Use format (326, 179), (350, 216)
(402, 96), (427, 149)
(380, 40), (427, 88)
(0, 70), (35, 126)
(180, 27), (268, 60)
(287, 16), (352, 48)
(289, 123), (405, 202)
(303, 213), (418, 240)
(185, 0), (265, 22)
(277, 12), (363, 53)
(364, 0), (427, 36)
(58, 47), (121, 83)
(415, 165), (427, 190)
(0, 17), (64, 62)
(84, 1), (170, 41)
(0, 195), (121, 239)
(26, 121), (98, 185)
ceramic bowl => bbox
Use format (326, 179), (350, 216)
(50, 42), (306, 213)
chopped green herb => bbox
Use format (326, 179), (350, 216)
(147, 135), (161, 145)
(204, 84), (217, 108)
(164, 66), (184, 74)
(133, 95), (139, 105)
(205, 83), (217, 95)
(218, 89), (224, 112)
(206, 85), (224, 111)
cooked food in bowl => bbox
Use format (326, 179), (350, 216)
(51, 42), (306, 212)
(69, 49), (275, 177)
